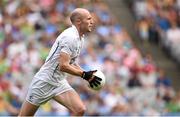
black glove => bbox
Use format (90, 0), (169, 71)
(88, 76), (102, 88)
(81, 70), (97, 81)
(81, 70), (102, 88)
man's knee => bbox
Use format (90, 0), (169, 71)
(72, 105), (86, 115)
(78, 105), (86, 115)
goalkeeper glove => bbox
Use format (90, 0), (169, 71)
(81, 70), (102, 88)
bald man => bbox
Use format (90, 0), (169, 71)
(18, 8), (102, 116)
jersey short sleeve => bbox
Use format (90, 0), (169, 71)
(59, 35), (74, 56)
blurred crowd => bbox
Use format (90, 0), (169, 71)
(133, 0), (180, 63)
(0, 0), (180, 116)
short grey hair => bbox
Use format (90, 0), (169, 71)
(70, 11), (81, 24)
(70, 8), (89, 24)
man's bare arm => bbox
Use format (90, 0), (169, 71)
(59, 52), (83, 77)
(72, 63), (83, 71)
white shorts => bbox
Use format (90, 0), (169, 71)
(26, 78), (73, 106)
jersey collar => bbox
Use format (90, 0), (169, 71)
(72, 25), (85, 40)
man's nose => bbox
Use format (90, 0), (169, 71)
(90, 19), (94, 25)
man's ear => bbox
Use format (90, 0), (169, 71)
(76, 18), (81, 25)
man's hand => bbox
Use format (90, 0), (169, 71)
(81, 70), (97, 80)
(81, 70), (102, 88)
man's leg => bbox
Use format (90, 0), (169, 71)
(53, 90), (86, 116)
(18, 100), (39, 116)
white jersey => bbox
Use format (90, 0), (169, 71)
(34, 25), (84, 86)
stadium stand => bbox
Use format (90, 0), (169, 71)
(132, 0), (180, 63)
